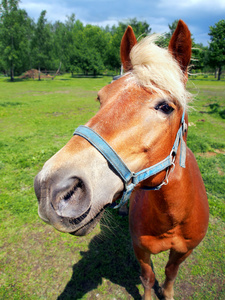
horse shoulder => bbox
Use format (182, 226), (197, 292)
(179, 147), (209, 244)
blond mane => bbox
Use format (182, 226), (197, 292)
(127, 35), (192, 107)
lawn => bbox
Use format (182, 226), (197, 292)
(0, 75), (224, 299)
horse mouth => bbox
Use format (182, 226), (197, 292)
(69, 205), (108, 236)
(52, 203), (92, 226)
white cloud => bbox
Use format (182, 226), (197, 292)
(84, 19), (118, 27)
(20, 1), (77, 22)
(158, 0), (225, 11)
(19, 0), (224, 45)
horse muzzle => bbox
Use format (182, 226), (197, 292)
(34, 170), (98, 235)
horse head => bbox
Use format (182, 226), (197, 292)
(34, 20), (192, 236)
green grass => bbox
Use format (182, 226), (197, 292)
(0, 76), (224, 299)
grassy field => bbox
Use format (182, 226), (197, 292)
(0, 75), (224, 300)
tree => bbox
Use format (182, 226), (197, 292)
(71, 28), (104, 76)
(119, 18), (151, 38)
(0, 0), (33, 80)
(104, 19), (151, 73)
(65, 17), (85, 75)
(54, 15), (86, 75)
(208, 20), (225, 80)
(154, 20), (179, 48)
(52, 21), (67, 71)
(104, 24), (123, 72)
(191, 42), (208, 73)
(31, 10), (53, 80)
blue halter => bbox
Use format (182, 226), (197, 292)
(73, 110), (187, 208)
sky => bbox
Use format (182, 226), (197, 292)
(20, 0), (225, 46)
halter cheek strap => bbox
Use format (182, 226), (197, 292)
(73, 109), (186, 208)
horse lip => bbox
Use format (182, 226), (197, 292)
(69, 204), (110, 236)
(49, 202), (91, 226)
(67, 205), (91, 225)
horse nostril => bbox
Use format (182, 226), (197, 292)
(63, 179), (83, 201)
(52, 177), (91, 219)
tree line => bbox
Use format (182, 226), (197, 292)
(0, 0), (224, 81)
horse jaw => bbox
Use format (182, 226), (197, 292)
(34, 137), (124, 236)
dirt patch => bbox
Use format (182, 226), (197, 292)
(214, 149), (225, 155)
(20, 69), (52, 79)
(217, 167), (225, 176)
(198, 152), (217, 158)
(198, 149), (225, 158)
(45, 112), (64, 117)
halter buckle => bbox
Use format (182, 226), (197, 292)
(182, 121), (187, 135)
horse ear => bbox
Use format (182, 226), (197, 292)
(168, 20), (192, 80)
(120, 26), (137, 72)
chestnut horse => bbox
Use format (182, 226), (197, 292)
(34, 20), (209, 299)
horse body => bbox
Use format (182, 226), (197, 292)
(129, 144), (208, 299)
(34, 20), (209, 299)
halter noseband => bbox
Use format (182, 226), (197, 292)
(73, 110), (187, 208)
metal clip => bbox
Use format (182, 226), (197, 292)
(182, 121), (187, 135)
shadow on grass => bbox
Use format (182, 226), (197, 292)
(5, 77), (25, 82)
(58, 211), (142, 299)
(71, 74), (104, 78)
(198, 103), (225, 119)
(58, 209), (163, 300)
(4, 77), (53, 82)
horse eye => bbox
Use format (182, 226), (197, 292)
(155, 103), (174, 114)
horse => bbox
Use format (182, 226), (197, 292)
(34, 20), (209, 300)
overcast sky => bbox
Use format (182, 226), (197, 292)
(20, 0), (225, 46)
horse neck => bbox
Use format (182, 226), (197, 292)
(129, 147), (209, 237)
(136, 147), (194, 214)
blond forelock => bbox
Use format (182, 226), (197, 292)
(127, 35), (192, 107)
